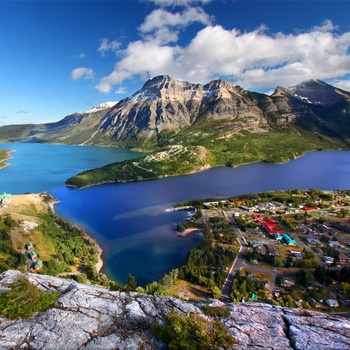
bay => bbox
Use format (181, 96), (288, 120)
(1, 143), (350, 285)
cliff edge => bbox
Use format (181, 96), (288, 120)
(0, 270), (349, 349)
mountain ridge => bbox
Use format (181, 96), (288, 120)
(1, 76), (350, 186)
(0, 75), (349, 148)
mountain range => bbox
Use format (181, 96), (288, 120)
(1, 76), (349, 186)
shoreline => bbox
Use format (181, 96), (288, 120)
(50, 196), (104, 274)
(95, 246), (103, 273)
(177, 227), (203, 237)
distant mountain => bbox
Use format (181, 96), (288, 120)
(1, 75), (350, 186)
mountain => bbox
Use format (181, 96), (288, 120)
(1, 76), (349, 148)
(1, 76), (350, 186)
(0, 270), (349, 349)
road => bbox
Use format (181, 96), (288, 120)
(219, 210), (245, 302)
(219, 209), (278, 302)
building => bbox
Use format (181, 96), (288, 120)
(34, 260), (43, 270)
(281, 277), (295, 287)
(325, 299), (339, 307)
(28, 251), (37, 261)
(306, 237), (322, 246)
(328, 240), (340, 248)
(25, 242), (34, 251)
(324, 256), (334, 264)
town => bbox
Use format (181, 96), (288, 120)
(176, 188), (350, 313)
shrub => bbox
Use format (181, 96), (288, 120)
(201, 305), (231, 318)
(152, 311), (235, 349)
(0, 276), (60, 319)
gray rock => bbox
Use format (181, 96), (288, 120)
(0, 270), (349, 350)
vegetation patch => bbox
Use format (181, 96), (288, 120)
(0, 276), (59, 319)
(152, 311), (235, 349)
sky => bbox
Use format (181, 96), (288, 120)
(1, 0), (350, 125)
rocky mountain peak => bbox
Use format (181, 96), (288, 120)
(0, 270), (349, 350)
(286, 79), (348, 106)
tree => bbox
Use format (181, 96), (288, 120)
(125, 274), (137, 292)
(212, 286), (222, 299)
(295, 269), (314, 287)
(152, 312), (235, 349)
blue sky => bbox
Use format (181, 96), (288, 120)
(1, 0), (350, 125)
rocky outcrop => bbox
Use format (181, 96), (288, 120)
(0, 270), (349, 349)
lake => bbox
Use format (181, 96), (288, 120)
(1, 143), (350, 285)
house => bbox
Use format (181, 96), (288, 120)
(328, 240), (340, 247)
(25, 242), (34, 251)
(0, 192), (12, 207)
(324, 256), (334, 264)
(34, 260), (43, 270)
(307, 297), (322, 308)
(282, 234), (296, 245)
(281, 277), (295, 287)
(28, 251), (37, 261)
(306, 237), (322, 246)
(325, 299), (339, 307)
(249, 293), (258, 301)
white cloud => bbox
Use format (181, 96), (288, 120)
(96, 0), (350, 94)
(148, 0), (213, 7)
(73, 53), (85, 59)
(115, 87), (127, 94)
(139, 7), (212, 44)
(70, 67), (94, 81)
(332, 79), (350, 92)
(96, 41), (177, 93)
(16, 109), (29, 114)
(98, 38), (121, 56)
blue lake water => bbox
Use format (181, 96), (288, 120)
(1, 143), (350, 285)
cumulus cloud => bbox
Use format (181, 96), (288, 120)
(70, 67), (94, 81)
(95, 1), (350, 94)
(98, 38), (121, 56)
(139, 7), (212, 43)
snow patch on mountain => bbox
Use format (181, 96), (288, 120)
(83, 102), (117, 114)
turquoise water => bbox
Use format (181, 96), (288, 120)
(1, 143), (350, 285)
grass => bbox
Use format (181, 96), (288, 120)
(242, 268), (273, 284)
(4, 195), (56, 260)
(276, 244), (301, 260)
